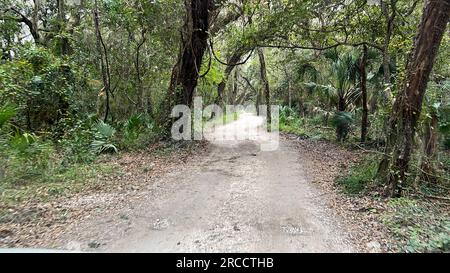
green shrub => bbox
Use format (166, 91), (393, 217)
(124, 114), (145, 140)
(0, 103), (16, 129)
(91, 120), (118, 154)
(336, 156), (378, 194)
(58, 118), (96, 164)
(1, 132), (56, 184)
(332, 111), (353, 141)
(439, 102), (450, 149)
(0, 47), (91, 136)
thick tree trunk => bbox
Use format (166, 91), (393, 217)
(160, 0), (213, 132)
(257, 47), (271, 130)
(360, 44), (369, 143)
(377, 0), (450, 197)
(168, 0), (212, 107)
(161, 0), (212, 130)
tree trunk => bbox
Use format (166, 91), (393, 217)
(257, 47), (271, 129)
(93, 0), (110, 122)
(338, 96), (346, 112)
(420, 110), (439, 183)
(57, 0), (70, 55)
(9, 3), (41, 44)
(171, 0), (212, 106)
(377, 0), (450, 197)
(135, 28), (149, 115)
(256, 88), (261, 116)
(336, 96), (347, 142)
(229, 68), (239, 105)
(380, 0), (397, 98)
(162, 0), (212, 130)
(360, 44), (369, 143)
(216, 46), (253, 106)
(288, 80), (292, 108)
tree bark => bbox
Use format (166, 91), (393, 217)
(377, 0), (450, 197)
(168, 0), (212, 106)
(338, 96), (346, 112)
(229, 68), (239, 105)
(57, 0), (70, 55)
(135, 28), (149, 115)
(380, 0), (397, 88)
(93, 0), (111, 122)
(9, 5), (40, 44)
(420, 110), (439, 183)
(257, 47), (271, 129)
(160, 0), (213, 131)
(360, 44), (369, 143)
(215, 45), (253, 106)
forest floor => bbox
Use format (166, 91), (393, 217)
(1, 113), (412, 252)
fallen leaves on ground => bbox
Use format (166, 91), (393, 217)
(0, 140), (208, 249)
(284, 134), (393, 252)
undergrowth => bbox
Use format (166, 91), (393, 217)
(382, 198), (450, 253)
(335, 155), (378, 194)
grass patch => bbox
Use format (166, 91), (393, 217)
(335, 155), (378, 194)
(279, 107), (334, 140)
(0, 162), (117, 207)
(382, 197), (450, 253)
(280, 122), (334, 140)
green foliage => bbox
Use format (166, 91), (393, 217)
(278, 106), (335, 140)
(279, 106), (299, 125)
(1, 131), (56, 185)
(336, 156), (378, 194)
(199, 55), (224, 86)
(115, 114), (160, 151)
(0, 0), (447, 253)
(0, 47), (90, 135)
(383, 198), (450, 253)
(332, 111), (353, 141)
(0, 162), (117, 208)
(423, 80), (450, 149)
(124, 114), (145, 139)
(0, 103), (16, 129)
(91, 120), (118, 154)
(203, 111), (240, 129)
(58, 118), (97, 164)
(438, 102), (450, 149)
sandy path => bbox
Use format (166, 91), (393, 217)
(74, 113), (354, 252)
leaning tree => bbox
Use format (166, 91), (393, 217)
(378, 0), (450, 197)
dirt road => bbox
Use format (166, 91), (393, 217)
(59, 113), (355, 252)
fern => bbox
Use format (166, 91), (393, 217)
(124, 114), (144, 139)
(91, 120), (118, 154)
(93, 120), (116, 139)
